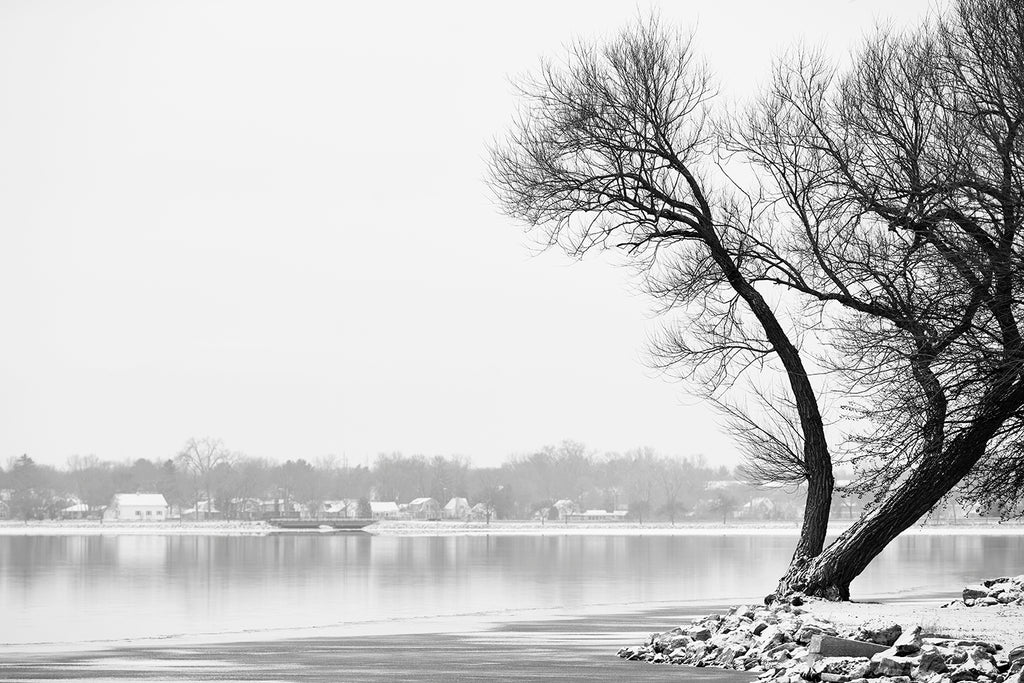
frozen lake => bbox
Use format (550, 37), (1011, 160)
(2, 531), (1021, 650)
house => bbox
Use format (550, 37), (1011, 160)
(407, 497), (441, 520)
(369, 501), (401, 519)
(552, 499), (578, 521)
(102, 493), (168, 522)
(737, 497), (776, 520)
(61, 502), (101, 520)
(567, 509), (629, 522)
(257, 499), (302, 520)
(443, 497), (470, 520)
(180, 500), (221, 521)
(469, 502), (491, 522)
(320, 500), (360, 518)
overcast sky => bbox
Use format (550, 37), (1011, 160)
(0, 0), (931, 468)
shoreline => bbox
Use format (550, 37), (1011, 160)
(1, 518), (1023, 536)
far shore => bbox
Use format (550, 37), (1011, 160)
(2, 517), (1023, 536)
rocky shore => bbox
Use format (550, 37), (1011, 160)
(618, 577), (1024, 683)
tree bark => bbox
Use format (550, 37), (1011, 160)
(712, 250), (834, 562)
(775, 380), (1024, 600)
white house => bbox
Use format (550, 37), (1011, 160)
(568, 509), (629, 522)
(408, 497), (441, 520)
(369, 501), (401, 519)
(443, 497), (470, 520)
(103, 493), (168, 522)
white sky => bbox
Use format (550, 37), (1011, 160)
(0, 0), (930, 468)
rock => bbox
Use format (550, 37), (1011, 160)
(686, 640), (709, 659)
(964, 584), (990, 600)
(968, 646), (1000, 676)
(870, 652), (917, 677)
(894, 625), (924, 655)
(809, 635), (890, 659)
(811, 656), (873, 681)
(1008, 645), (1024, 666)
(857, 622), (904, 646)
(917, 644), (949, 675)
(979, 596), (1000, 606)
(688, 626), (713, 641)
(999, 591), (1022, 604)
(752, 620), (770, 636)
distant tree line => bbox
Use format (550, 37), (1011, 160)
(0, 440), (748, 522)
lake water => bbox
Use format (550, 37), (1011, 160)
(2, 531), (1021, 650)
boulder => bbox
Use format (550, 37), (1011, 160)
(998, 590), (1022, 604)
(894, 625), (923, 655)
(811, 656), (873, 680)
(857, 622), (903, 646)
(978, 596), (1000, 606)
(917, 644), (949, 675)
(1008, 645), (1024, 667)
(688, 626), (713, 641)
(809, 635), (890, 659)
(870, 651), (917, 677)
(963, 584), (989, 600)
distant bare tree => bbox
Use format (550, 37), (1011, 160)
(177, 437), (233, 520)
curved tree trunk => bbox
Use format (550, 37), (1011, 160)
(775, 380), (1024, 600)
(718, 261), (834, 562)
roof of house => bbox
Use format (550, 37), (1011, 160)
(409, 497), (438, 506)
(443, 497), (468, 510)
(112, 493), (168, 507)
(370, 501), (400, 512)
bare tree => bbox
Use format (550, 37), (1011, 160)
(726, 0), (1024, 599)
(489, 16), (835, 564)
(177, 437), (233, 520)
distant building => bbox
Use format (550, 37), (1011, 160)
(407, 497), (441, 520)
(370, 501), (401, 519)
(61, 502), (101, 520)
(443, 497), (470, 520)
(320, 500), (360, 518)
(567, 509), (629, 522)
(552, 499), (578, 521)
(103, 493), (168, 522)
(181, 500), (221, 521)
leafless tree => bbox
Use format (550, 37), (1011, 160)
(489, 15), (835, 564)
(177, 437), (234, 520)
(726, 0), (1024, 599)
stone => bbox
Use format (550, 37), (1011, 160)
(894, 625), (923, 655)
(686, 640), (709, 658)
(999, 591), (1022, 604)
(809, 635), (890, 659)
(811, 656), (873, 680)
(857, 622), (903, 646)
(752, 620), (770, 636)
(917, 645), (949, 675)
(797, 622), (838, 645)
(1008, 645), (1024, 666)
(979, 596), (1000, 606)
(968, 646), (1000, 676)
(688, 626), (713, 641)
(870, 652), (916, 677)
(964, 584), (990, 600)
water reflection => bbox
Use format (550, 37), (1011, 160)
(0, 533), (1019, 646)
